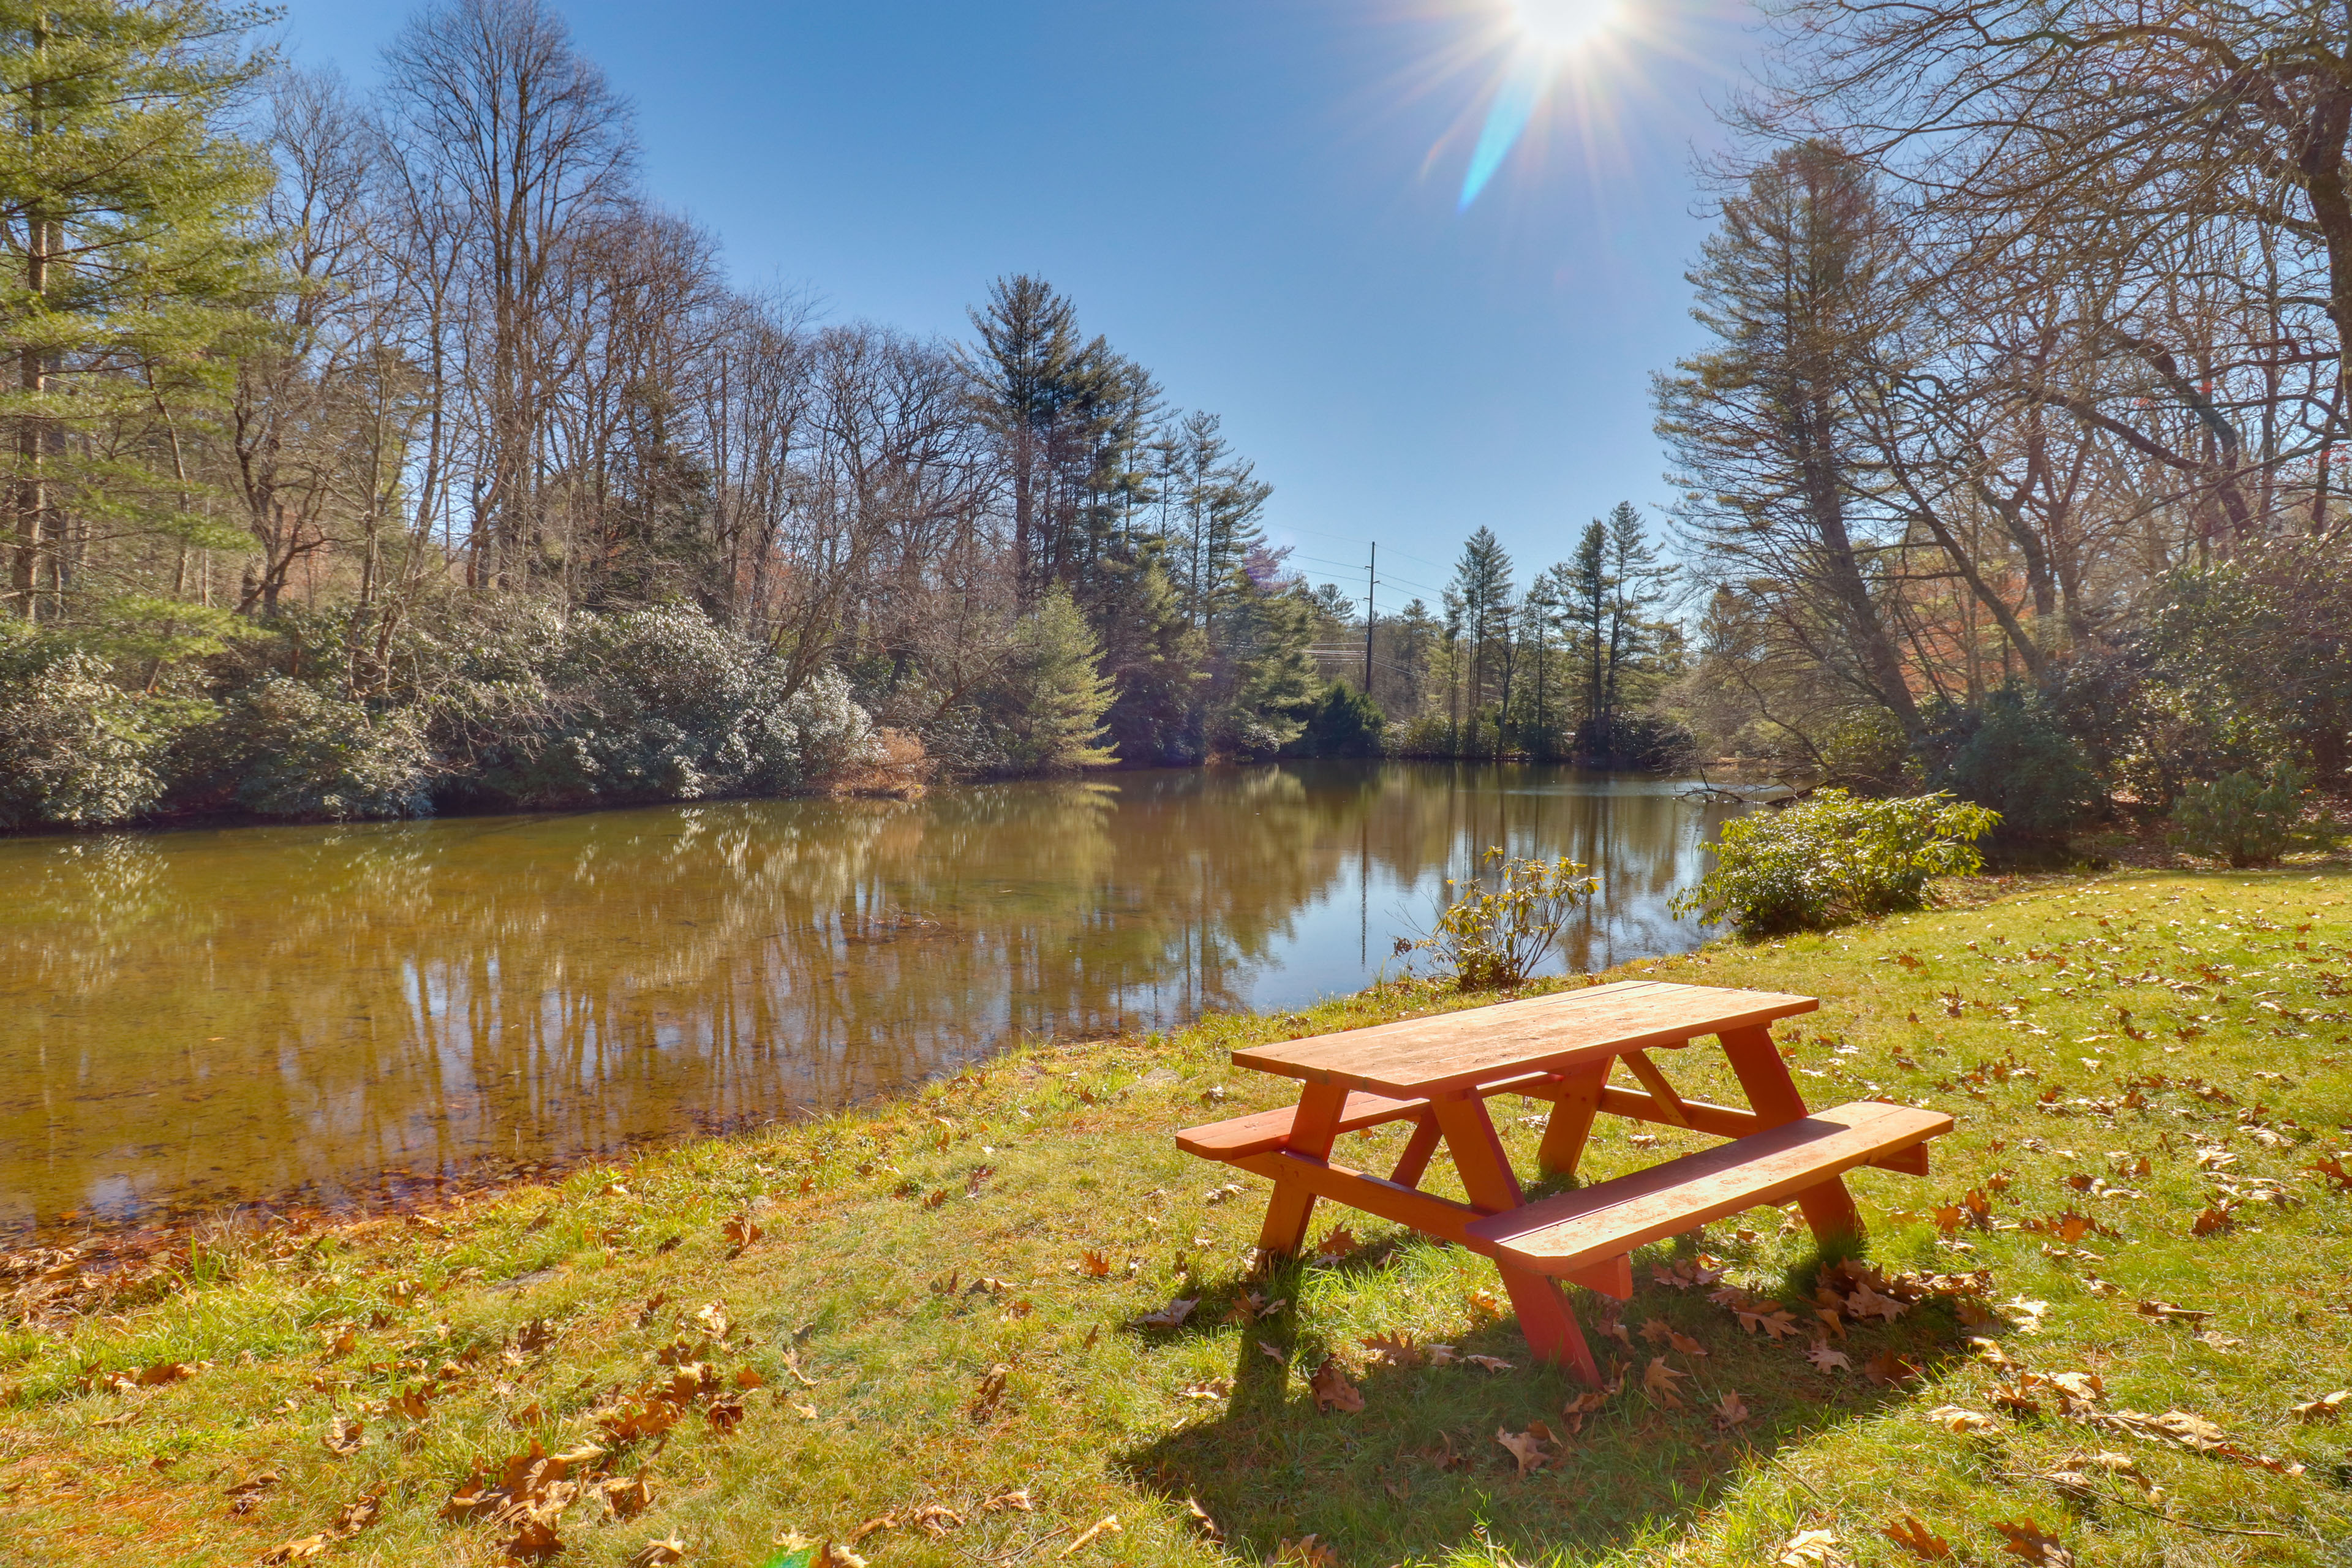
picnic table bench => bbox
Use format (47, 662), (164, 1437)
(1177, 979), (1950, 1384)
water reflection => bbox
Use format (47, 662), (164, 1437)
(0, 763), (1740, 1234)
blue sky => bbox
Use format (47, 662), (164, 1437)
(274, 0), (1759, 611)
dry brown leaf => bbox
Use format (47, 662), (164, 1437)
(1925, 1405), (1997, 1434)
(692, 1302), (731, 1340)
(1140, 1297), (1197, 1329)
(1643, 1356), (1687, 1409)
(1805, 1341), (1852, 1374)
(1309, 1357), (1365, 1413)
(627, 1539), (688, 1568)
(257, 1536), (330, 1564)
(501, 1516), (567, 1563)
(1991, 1518), (2073, 1566)
(1862, 1351), (1921, 1387)
(970, 1364), (1010, 1420)
(1667, 1329), (1709, 1357)
(1058, 1515), (1121, 1558)
(323, 1414), (364, 1456)
(910, 1504), (964, 1534)
(982, 1488), (1034, 1512)
(1313, 1226), (1359, 1261)
(1495, 1425), (1549, 1476)
(2190, 1206), (2233, 1237)
(2293, 1390), (2350, 1422)
(1639, 1317), (1675, 1346)
(1464, 1287), (1502, 1318)
(1775, 1528), (1848, 1567)
(331, 1494), (382, 1539)
(1714, 1392), (1751, 1428)
(1465, 1354), (1514, 1373)
(1880, 1515), (1951, 1560)
(600, 1474), (653, 1521)
(1077, 1248), (1114, 1279)
(1177, 1379), (1231, 1400)
(1278, 1534), (1339, 1567)
(1257, 1340), (1287, 1365)
(1362, 1331), (1426, 1368)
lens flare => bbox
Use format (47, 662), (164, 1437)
(1513, 0), (1619, 52)
(1453, 0), (1633, 210)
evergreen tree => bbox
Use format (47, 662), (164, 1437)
(1, 0), (275, 621)
(993, 584), (1116, 772)
(1208, 574), (1318, 757)
(1446, 526), (1514, 714)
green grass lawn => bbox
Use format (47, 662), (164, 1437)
(4, 868), (2349, 1567)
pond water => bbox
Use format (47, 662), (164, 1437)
(0, 763), (1744, 1237)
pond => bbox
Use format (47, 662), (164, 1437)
(0, 762), (1744, 1237)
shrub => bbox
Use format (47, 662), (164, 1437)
(211, 677), (434, 820)
(981, 586), (1117, 773)
(1928, 682), (2102, 843)
(2169, 767), (2308, 867)
(1411, 849), (1598, 990)
(1672, 789), (1999, 935)
(0, 641), (181, 829)
(1294, 682), (1387, 758)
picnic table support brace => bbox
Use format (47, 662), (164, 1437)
(1536, 1061), (1609, 1177)
(1388, 1112), (1442, 1189)
(1256, 1080), (1346, 1256)
(1719, 1025), (1863, 1246)
(1430, 1095), (1601, 1384)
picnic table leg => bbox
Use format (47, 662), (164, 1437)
(1387, 1112), (1442, 1188)
(1429, 1095), (1602, 1385)
(1536, 1060), (1610, 1177)
(1254, 1080), (1347, 1257)
(1718, 1025), (1864, 1246)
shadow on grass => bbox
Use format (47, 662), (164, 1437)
(1118, 1242), (1967, 1566)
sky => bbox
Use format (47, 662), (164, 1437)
(270, 0), (1764, 614)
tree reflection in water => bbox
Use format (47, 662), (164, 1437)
(0, 762), (1741, 1234)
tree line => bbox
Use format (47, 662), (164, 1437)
(1651, 0), (2352, 845)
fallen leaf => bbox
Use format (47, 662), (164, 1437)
(1182, 1496), (1223, 1542)
(1806, 1341), (1852, 1374)
(2293, 1390), (2349, 1422)
(1077, 1249), (1113, 1278)
(1313, 1227), (1359, 1261)
(1465, 1354), (1514, 1373)
(1881, 1515), (1951, 1560)
(1362, 1332), (1427, 1368)
(982, 1488), (1034, 1512)
(2190, 1207), (2233, 1237)
(722, 1214), (761, 1254)
(1257, 1341), (1287, 1365)
(135, 1362), (196, 1387)
(1308, 1357), (1365, 1414)
(1495, 1425), (1549, 1476)
(257, 1537), (330, 1564)
(910, 1504), (964, 1534)
(692, 1302), (731, 1340)
(1278, 1534), (1339, 1567)
(1464, 1287), (1502, 1319)
(1926, 1405), (1997, 1434)
(627, 1539), (687, 1568)
(501, 1517), (567, 1563)
(1058, 1516), (1121, 1557)
(1639, 1317), (1675, 1346)
(970, 1364), (1010, 1420)
(1714, 1391), (1751, 1428)
(1643, 1357), (1687, 1409)
(1668, 1329), (1709, 1357)
(1177, 1379), (1232, 1400)
(1140, 1297), (1198, 1329)
(2135, 1300), (2212, 1324)
(323, 1414), (364, 1456)
(600, 1474), (653, 1521)
(1862, 1351), (1921, 1387)
(1776, 1528), (1847, 1566)
(1991, 1518), (2073, 1566)
(331, 1494), (382, 1538)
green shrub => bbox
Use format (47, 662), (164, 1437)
(211, 677), (434, 820)
(1294, 682), (1387, 758)
(1411, 848), (1598, 990)
(1928, 682), (2102, 842)
(2168, 767), (2308, 867)
(1672, 789), (1999, 935)
(0, 641), (183, 830)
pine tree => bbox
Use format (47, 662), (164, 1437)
(1, 0), (275, 620)
(996, 584), (1117, 772)
(1447, 526), (1514, 716)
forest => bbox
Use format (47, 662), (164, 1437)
(5, 0), (2348, 845)
(0, 0), (1700, 831)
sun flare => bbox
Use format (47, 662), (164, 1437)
(1510, 0), (1621, 54)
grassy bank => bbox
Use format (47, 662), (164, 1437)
(4, 870), (2350, 1567)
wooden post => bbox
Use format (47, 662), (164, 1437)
(1387, 1112), (1442, 1189)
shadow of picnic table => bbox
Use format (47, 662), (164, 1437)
(1117, 1243), (1965, 1565)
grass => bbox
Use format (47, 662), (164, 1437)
(3, 867), (2350, 1568)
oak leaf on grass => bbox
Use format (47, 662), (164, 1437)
(1308, 1357), (1364, 1413)
(1880, 1516), (1950, 1560)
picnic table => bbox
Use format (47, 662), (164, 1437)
(1177, 979), (1950, 1384)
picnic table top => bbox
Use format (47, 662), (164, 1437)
(1229, 979), (1819, 1098)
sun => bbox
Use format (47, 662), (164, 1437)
(1510, 0), (1621, 54)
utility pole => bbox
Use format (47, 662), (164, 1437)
(1362, 542), (1376, 693)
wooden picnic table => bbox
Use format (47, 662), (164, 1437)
(1177, 979), (1950, 1384)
